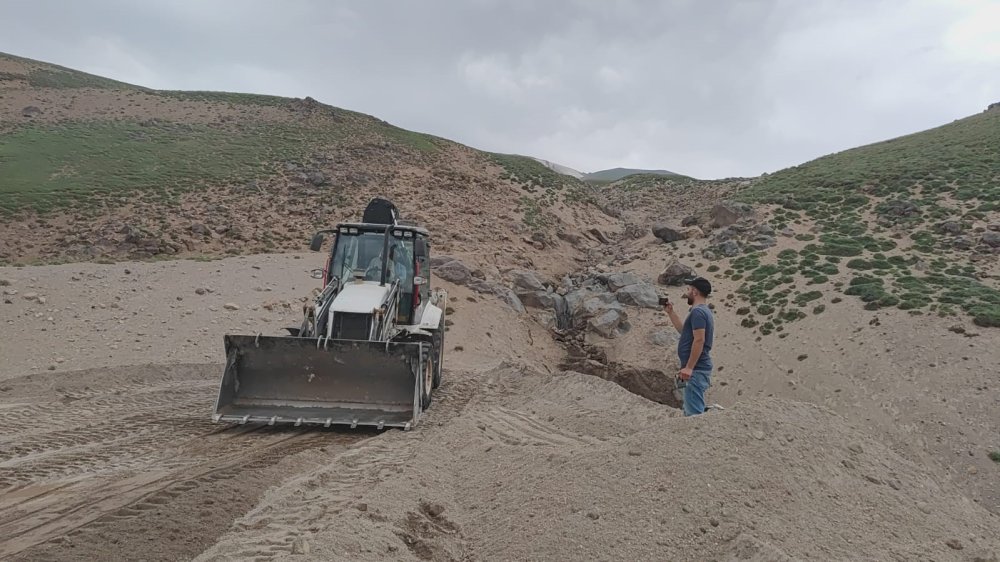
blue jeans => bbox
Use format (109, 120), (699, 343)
(683, 369), (712, 416)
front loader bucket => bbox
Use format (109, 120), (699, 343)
(213, 335), (427, 430)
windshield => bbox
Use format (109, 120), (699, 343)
(330, 231), (413, 285)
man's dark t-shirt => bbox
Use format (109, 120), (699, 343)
(677, 304), (714, 371)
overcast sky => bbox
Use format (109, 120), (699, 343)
(2, 0), (999, 178)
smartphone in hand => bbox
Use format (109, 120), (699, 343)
(658, 296), (670, 306)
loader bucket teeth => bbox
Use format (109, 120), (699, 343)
(213, 335), (426, 429)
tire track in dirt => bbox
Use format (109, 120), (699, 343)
(195, 374), (477, 561)
(0, 364), (370, 561)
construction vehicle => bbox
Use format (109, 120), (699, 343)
(212, 198), (447, 430)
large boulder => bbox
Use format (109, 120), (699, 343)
(681, 216), (699, 227)
(651, 224), (686, 243)
(658, 261), (694, 286)
(710, 201), (755, 227)
(597, 271), (644, 292)
(434, 259), (473, 284)
(715, 239), (741, 257)
(588, 308), (627, 338)
(509, 269), (546, 293)
(615, 283), (660, 309)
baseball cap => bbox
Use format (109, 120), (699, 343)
(685, 276), (712, 297)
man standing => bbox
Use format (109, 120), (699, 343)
(663, 277), (715, 416)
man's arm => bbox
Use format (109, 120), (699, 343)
(665, 302), (683, 333)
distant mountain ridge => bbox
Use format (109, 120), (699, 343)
(526, 159), (683, 183)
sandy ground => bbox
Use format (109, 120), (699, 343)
(2, 252), (999, 561)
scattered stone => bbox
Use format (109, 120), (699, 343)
(848, 443), (864, 454)
(291, 537), (310, 555)
(681, 216), (698, 227)
(982, 232), (1000, 248)
(356, 503), (368, 512)
(864, 474), (883, 485)
(586, 511), (600, 520)
(425, 503), (446, 518)
(710, 517), (720, 527)
(881, 199), (919, 218)
(917, 502), (932, 514)
(190, 223), (211, 236)
(751, 430), (765, 441)
(21, 105), (42, 118)
(842, 459), (856, 470)
(945, 539), (963, 551)
(195, 288), (207, 295)
(23, 292), (39, 301)
(938, 221), (963, 235)
(952, 236), (974, 250)
(223, 303), (240, 311)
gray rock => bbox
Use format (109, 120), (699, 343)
(651, 224), (687, 243)
(881, 199), (919, 217)
(754, 224), (776, 236)
(748, 235), (777, 250)
(681, 216), (699, 227)
(615, 283), (660, 309)
(588, 308), (626, 338)
(710, 201), (755, 227)
(21, 106), (42, 118)
(291, 537), (310, 555)
(717, 239), (741, 257)
(658, 262), (694, 286)
(938, 221), (963, 235)
(434, 260), (473, 284)
(952, 236), (974, 250)
(190, 223), (211, 236)
(598, 271), (644, 292)
(430, 255), (457, 268)
(988, 222), (1000, 232)
(780, 227), (795, 237)
(649, 329), (679, 347)
(494, 287), (525, 313)
(224, 303), (240, 311)
(982, 231), (1000, 248)
(509, 269), (546, 293)
(304, 171), (327, 186)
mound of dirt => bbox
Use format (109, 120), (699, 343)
(196, 364), (1000, 561)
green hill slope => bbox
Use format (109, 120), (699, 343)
(729, 109), (1000, 328)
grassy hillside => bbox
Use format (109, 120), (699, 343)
(0, 52), (599, 265)
(729, 109), (1000, 328)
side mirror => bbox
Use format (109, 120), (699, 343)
(413, 276), (427, 286)
(310, 268), (324, 279)
(309, 232), (325, 252)
(414, 238), (428, 258)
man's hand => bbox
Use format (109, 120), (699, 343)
(663, 301), (674, 314)
(679, 367), (693, 381)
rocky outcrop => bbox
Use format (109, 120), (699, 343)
(651, 224), (686, 243)
(658, 261), (694, 286)
(710, 201), (754, 227)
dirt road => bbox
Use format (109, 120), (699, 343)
(0, 364), (368, 561)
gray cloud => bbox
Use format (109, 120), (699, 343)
(2, 0), (998, 178)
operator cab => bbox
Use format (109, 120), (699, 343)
(314, 198), (432, 326)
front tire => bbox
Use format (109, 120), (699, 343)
(421, 346), (434, 410)
(432, 317), (444, 389)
